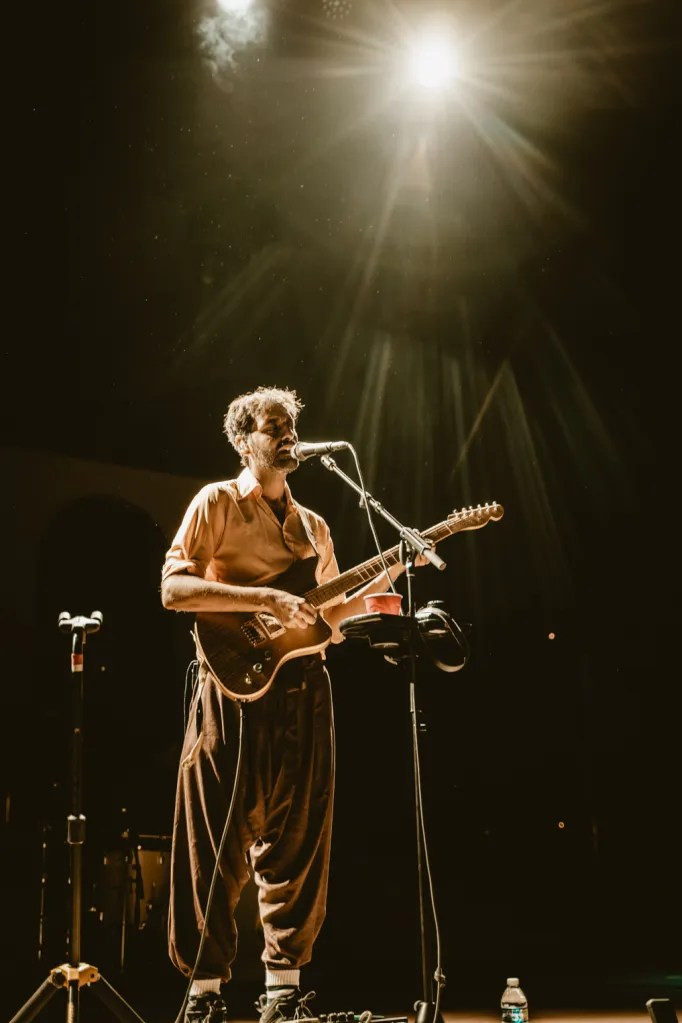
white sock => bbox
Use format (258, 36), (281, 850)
(190, 978), (221, 996)
(265, 968), (300, 997)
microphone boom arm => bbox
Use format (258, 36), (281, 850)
(319, 455), (446, 571)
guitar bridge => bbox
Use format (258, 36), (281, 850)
(241, 612), (286, 645)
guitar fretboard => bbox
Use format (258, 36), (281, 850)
(304, 519), (459, 608)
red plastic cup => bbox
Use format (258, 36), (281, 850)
(364, 592), (403, 615)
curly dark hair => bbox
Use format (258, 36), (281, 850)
(223, 386), (304, 464)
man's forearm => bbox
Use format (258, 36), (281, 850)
(161, 573), (270, 613)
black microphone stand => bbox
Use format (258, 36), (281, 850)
(10, 612), (148, 1023)
(320, 456), (447, 1023)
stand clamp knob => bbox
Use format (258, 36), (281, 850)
(50, 963), (100, 988)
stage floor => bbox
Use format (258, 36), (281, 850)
(194, 1014), (650, 1023)
(4, 992), (673, 1023)
(438, 1015), (647, 1022)
(145, 1007), (663, 1023)
(7, 970), (679, 1023)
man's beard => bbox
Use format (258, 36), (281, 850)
(261, 447), (298, 473)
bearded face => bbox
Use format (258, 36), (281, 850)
(241, 405), (299, 474)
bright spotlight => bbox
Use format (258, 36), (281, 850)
(217, 0), (252, 13)
(408, 33), (459, 90)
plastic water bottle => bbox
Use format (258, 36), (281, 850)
(501, 978), (528, 1023)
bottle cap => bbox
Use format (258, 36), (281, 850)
(506, 978), (520, 987)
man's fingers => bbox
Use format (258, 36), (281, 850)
(290, 598), (316, 625)
(290, 614), (315, 629)
(271, 591), (318, 628)
(299, 601), (317, 623)
(293, 611), (316, 627)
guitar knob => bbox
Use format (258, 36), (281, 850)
(263, 649), (272, 661)
(253, 663), (263, 674)
(244, 674), (252, 686)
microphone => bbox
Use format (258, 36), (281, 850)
(291, 441), (349, 461)
(58, 610), (104, 634)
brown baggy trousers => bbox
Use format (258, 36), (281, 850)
(168, 655), (335, 981)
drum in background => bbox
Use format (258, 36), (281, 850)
(98, 833), (170, 931)
(128, 834), (170, 929)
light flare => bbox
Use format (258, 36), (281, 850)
(408, 32), (459, 90)
(217, 0), (253, 12)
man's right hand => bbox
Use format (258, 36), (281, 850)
(261, 588), (318, 629)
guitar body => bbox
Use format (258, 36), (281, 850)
(194, 557), (333, 702)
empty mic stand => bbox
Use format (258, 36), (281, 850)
(10, 612), (148, 1023)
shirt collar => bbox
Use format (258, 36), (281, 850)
(236, 466), (262, 499)
(235, 467), (297, 512)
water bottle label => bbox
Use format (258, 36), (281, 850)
(501, 1007), (528, 1023)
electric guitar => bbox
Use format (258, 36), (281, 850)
(194, 502), (504, 701)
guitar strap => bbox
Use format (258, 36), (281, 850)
(295, 503), (321, 562)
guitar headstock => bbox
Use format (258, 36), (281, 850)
(447, 502), (504, 531)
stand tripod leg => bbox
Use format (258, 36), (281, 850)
(9, 975), (61, 1023)
(90, 974), (148, 1023)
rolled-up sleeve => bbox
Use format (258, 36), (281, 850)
(162, 485), (227, 583)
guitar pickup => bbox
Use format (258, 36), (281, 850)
(241, 613), (287, 645)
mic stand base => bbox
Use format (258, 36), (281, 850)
(10, 963), (147, 1023)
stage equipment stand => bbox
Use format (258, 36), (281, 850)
(10, 612), (147, 1023)
(320, 457), (447, 1023)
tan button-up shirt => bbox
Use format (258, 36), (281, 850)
(162, 467), (340, 592)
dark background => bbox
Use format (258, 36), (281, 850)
(2, 0), (681, 1020)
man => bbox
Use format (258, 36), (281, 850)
(161, 386), (418, 1023)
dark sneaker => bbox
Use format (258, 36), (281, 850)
(185, 990), (229, 1022)
(255, 989), (316, 1023)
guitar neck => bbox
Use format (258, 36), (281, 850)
(305, 519), (456, 608)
